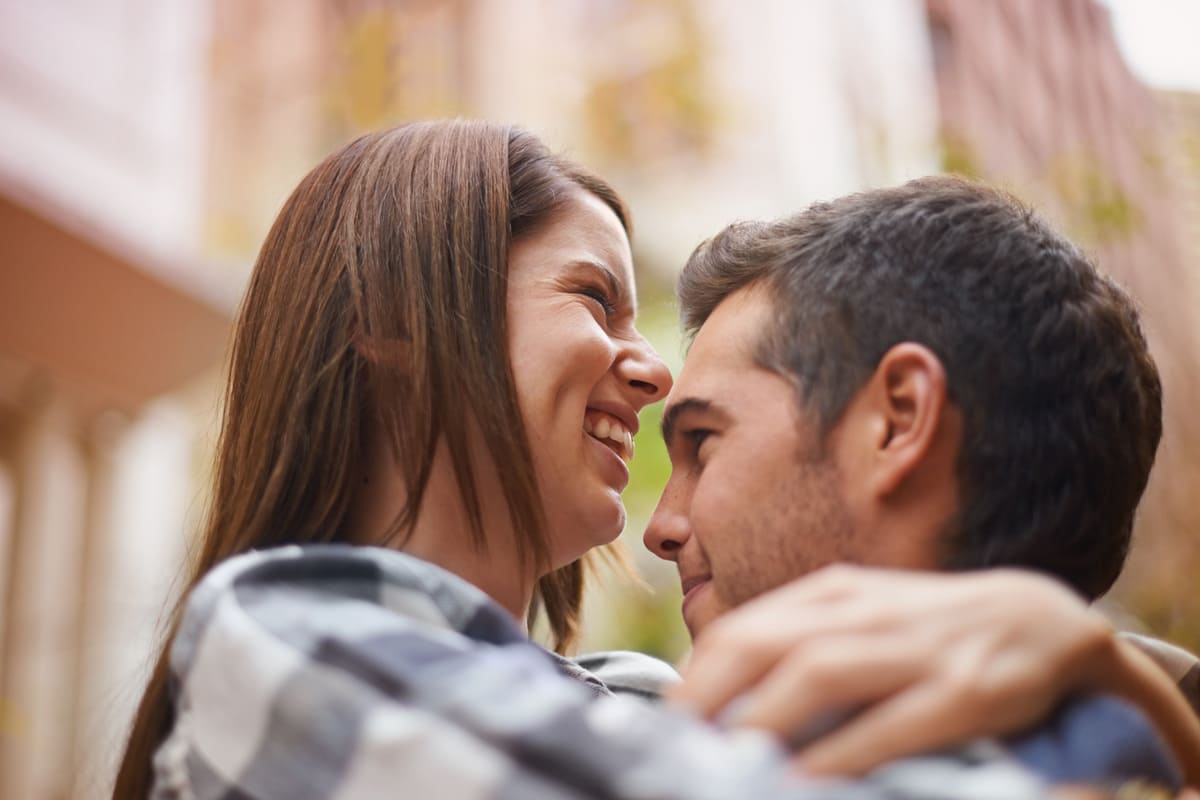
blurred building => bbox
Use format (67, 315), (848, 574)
(202, 0), (942, 277)
(1159, 90), (1200, 300)
(0, 1), (234, 798)
(0, 1), (1197, 798)
(925, 0), (1200, 649)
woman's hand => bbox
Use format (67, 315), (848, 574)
(667, 564), (1200, 785)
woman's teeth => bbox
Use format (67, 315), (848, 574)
(584, 415), (634, 462)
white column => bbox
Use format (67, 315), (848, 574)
(67, 410), (125, 800)
(75, 400), (195, 799)
(0, 391), (87, 800)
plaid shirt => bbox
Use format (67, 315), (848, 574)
(150, 545), (1177, 799)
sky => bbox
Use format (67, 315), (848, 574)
(1102, 0), (1200, 91)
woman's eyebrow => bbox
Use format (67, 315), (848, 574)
(567, 259), (627, 308)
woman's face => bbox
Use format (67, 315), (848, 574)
(507, 188), (672, 568)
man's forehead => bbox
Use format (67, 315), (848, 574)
(662, 285), (807, 451)
(670, 287), (771, 400)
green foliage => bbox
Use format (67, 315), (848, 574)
(585, 563), (690, 662)
(1048, 153), (1143, 244)
(581, 0), (717, 165)
(939, 132), (981, 178)
(325, 7), (464, 138)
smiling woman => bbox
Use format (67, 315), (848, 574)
(112, 120), (676, 797)
(506, 190), (663, 559)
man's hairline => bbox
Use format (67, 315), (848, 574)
(689, 282), (964, 467)
(683, 277), (848, 449)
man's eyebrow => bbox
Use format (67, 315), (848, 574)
(661, 397), (714, 447)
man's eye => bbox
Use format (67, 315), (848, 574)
(579, 286), (616, 315)
(685, 429), (712, 456)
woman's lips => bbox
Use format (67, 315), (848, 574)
(584, 409), (635, 461)
(585, 429), (630, 490)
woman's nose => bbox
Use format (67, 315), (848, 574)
(617, 335), (672, 409)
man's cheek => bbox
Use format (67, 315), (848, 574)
(688, 495), (724, 554)
(692, 471), (739, 523)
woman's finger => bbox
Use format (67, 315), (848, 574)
(668, 621), (791, 717)
(729, 636), (924, 738)
(670, 568), (922, 716)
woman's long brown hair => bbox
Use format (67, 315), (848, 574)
(113, 120), (632, 798)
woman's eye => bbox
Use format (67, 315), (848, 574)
(579, 286), (617, 316)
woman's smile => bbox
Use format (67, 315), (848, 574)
(505, 188), (671, 563)
(584, 408), (635, 463)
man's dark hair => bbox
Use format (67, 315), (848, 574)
(678, 176), (1162, 599)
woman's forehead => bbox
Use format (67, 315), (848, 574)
(511, 190), (635, 283)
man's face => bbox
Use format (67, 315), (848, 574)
(644, 286), (860, 637)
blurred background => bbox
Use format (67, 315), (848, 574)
(0, 0), (1197, 796)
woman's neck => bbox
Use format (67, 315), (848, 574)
(346, 436), (536, 627)
(401, 496), (535, 626)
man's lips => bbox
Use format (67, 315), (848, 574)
(681, 575), (711, 607)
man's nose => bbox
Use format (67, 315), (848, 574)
(643, 488), (691, 561)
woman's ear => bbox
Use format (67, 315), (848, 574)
(857, 342), (949, 498)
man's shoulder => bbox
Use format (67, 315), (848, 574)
(1007, 694), (1183, 789)
(572, 650), (682, 700)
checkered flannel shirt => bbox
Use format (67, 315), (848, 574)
(150, 544), (1178, 799)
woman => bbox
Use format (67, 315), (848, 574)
(116, 120), (1194, 798)
(117, 119), (669, 794)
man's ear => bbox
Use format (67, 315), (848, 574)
(857, 342), (949, 498)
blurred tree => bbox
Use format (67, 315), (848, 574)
(1048, 152), (1143, 245)
(325, 1), (466, 136)
(579, 0), (717, 167)
(938, 133), (982, 178)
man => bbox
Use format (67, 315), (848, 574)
(645, 175), (1197, 779)
(148, 177), (1192, 799)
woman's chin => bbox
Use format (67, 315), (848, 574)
(549, 498), (627, 565)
